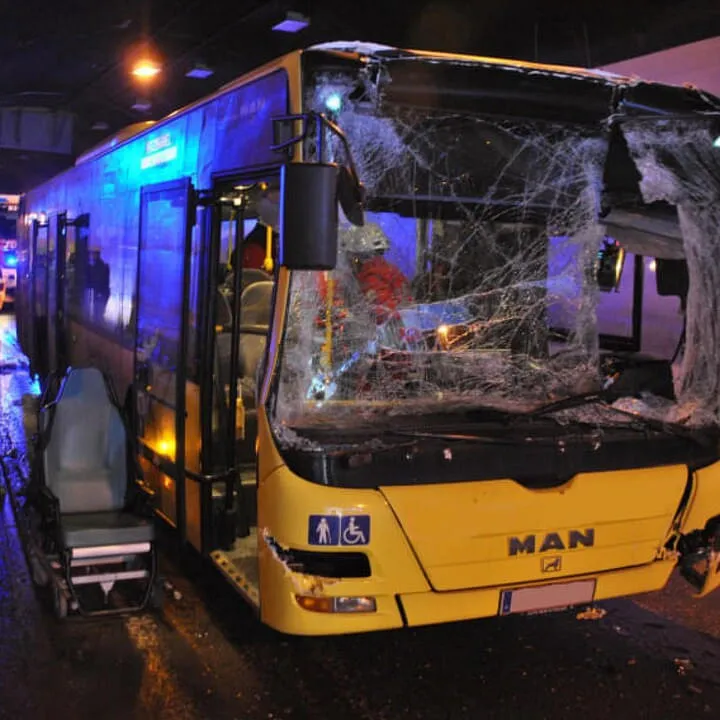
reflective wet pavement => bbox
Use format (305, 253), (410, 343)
(2, 314), (720, 719)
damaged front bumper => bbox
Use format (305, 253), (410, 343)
(678, 516), (720, 598)
(674, 461), (720, 599)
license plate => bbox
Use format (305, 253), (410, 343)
(499, 579), (596, 616)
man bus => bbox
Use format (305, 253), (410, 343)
(15, 41), (720, 635)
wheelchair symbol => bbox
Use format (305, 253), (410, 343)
(342, 517), (367, 545)
(308, 514), (370, 546)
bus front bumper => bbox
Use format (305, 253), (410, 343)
(266, 556), (678, 636)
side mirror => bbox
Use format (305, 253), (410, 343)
(656, 258), (689, 307)
(596, 238), (625, 291)
(601, 123), (643, 213)
(279, 163), (339, 271)
(337, 165), (365, 227)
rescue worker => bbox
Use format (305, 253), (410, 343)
(313, 222), (416, 398)
(319, 222), (412, 326)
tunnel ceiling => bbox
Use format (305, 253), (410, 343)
(1, 0), (720, 192)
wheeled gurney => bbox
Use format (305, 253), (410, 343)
(23, 366), (160, 617)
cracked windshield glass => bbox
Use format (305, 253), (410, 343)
(274, 66), (720, 440)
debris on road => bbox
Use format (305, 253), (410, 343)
(674, 657), (694, 675)
(576, 606), (608, 621)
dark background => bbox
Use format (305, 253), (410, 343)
(1, 0), (719, 191)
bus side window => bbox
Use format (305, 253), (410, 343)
(66, 214), (89, 321)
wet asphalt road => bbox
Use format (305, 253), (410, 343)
(2, 315), (720, 719)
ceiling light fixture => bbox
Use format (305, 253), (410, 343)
(185, 63), (214, 79)
(272, 10), (310, 33)
(131, 99), (152, 113)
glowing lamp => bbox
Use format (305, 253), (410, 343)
(157, 437), (176, 459)
(714, 136), (720, 148)
(132, 59), (161, 79)
(325, 93), (342, 113)
(4, 253), (17, 268)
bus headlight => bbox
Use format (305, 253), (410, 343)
(295, 595), (377, 613)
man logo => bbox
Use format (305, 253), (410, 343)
(508, 529), (595, 556)
(542, 556), (562, 573)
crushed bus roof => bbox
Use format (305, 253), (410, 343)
(309, 41), (636, 85)
(305, 41), (720, 122)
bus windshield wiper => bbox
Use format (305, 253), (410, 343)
(523, 391), (715, 446)
(383, 428), (600, 446)
(385, 429), (520, 444)
(523, 391), (610, 419)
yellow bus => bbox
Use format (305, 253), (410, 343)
(15, 41), (720, 634)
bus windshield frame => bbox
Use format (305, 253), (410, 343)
(269, 52), (720, 447)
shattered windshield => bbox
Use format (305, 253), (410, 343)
(273, 63), (720, 436)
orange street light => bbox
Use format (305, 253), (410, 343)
(131, 58), (161, 80)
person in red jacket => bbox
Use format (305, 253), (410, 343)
(318, 222), (412, 326)
(355, 252), (413, 324)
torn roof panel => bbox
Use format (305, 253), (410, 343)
(307, 40), (632, 83)
(304, 41), (720, 124)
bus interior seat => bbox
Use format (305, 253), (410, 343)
(216, 268), (271, 331)
(37, 366), (156, 613)
(241, 268), (271, 290)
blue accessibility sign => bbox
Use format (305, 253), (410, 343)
(308, 514), (371, 546)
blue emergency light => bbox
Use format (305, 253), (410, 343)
(325, 93), (342, 113)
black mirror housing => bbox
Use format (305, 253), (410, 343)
(601, 123), (644, 213)
(279, 163), (339, 271)
(337, 165), (365, 227)
(656, 258), (689, 306)
(597, 238), (626, 291)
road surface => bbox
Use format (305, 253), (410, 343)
(1, 314), (719, 719)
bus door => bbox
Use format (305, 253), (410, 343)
(30, 218), (49, 379)
(196, 190), (251, 554)
(133, 178), (195, 545)
(46, 213), (68, 375)
(201, 178), (277, 603)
